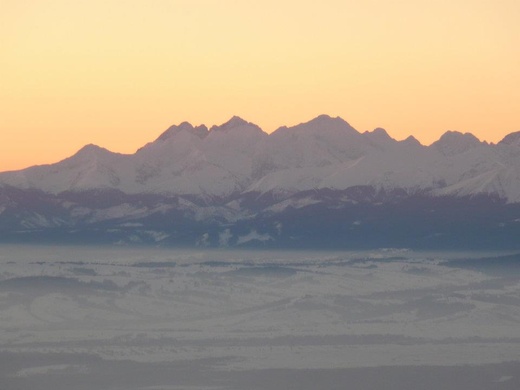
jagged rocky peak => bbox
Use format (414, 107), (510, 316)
(499, 131), (520, 147)
(402, 135), (422, 146)
(432, 130), (482, 156)
(372, 127), (390, 136)
(157, 122), (209, 141)
(209, 116), (266, 135)
(364, 127), (393, 142)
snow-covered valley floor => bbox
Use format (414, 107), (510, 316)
(1, 245), (519, 389)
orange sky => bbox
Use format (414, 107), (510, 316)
(1, 0), (519, 171)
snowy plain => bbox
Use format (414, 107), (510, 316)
(0, 245), (519, 389)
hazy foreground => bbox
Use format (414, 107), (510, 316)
(1, 245), (519, 389)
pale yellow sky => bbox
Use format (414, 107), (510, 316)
(1, 0), (519, 171)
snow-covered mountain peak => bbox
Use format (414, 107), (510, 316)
(270, 115), (361, 146)
(499, 131), (520, 147)
(69, 144), (119, 163)
(432, 131), (483, 156)
(156, 122), (209, 142)
(363, 128), (394, 145)
(192, 124), (210, 139)
(295, 114), (357, 134)
(209, 116), (264, 134)
(312, 113), (336, 121)
(223, 115), (248, 127)
(372, 127), (391, 137)
(402, 135), (422, 146)
(157, 122), (193, 140)
(76, 143), (107, 154)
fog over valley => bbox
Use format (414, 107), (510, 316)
(1, 246), (519, 389)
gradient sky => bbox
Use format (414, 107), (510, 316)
(2, 0), (519, 171)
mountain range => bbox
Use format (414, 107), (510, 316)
(1, 115), (520, 249)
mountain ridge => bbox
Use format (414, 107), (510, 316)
(1, 114), (519, 248)
(1, 114), (519, 201)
